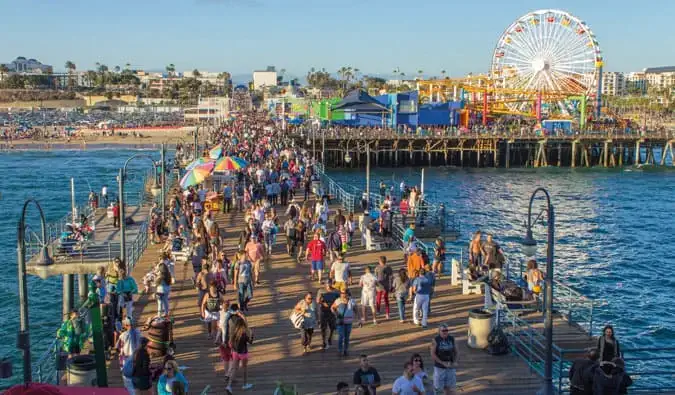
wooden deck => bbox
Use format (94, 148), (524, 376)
(28, 204), (150, 278)
(106, 201), (596, 394)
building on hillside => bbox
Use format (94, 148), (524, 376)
(184, 96), (230, 123)
(644, 66), (675, 90)
(601, 72), (626, 96)
(182, 71), (229, 89)
(146, 73), (184, 91)
(1, 57), (53, 74)
(253, 67), (278, 90)
(625, 72), (648, 95)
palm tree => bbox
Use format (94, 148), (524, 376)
(441, 70), (447, 79)
(353, 68), (360, 81)
(192, 69), (201, 78)
(64, 61), (76, 89)
(114, 65), (121, 74)
(125, 63), (131, 71)
(166, 64), (176, 77)
(0, 64), (9, 81)
(417, 70), (424, 80)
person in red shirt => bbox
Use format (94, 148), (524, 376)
(112, 201), (120, 228)
(305, 232), (327, 283)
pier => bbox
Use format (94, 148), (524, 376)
(294, 130), (675, 168)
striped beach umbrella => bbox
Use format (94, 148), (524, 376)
(209, 145), (223, 160)
(185, 157), (213, 171)
(180, 162), (214, 188)
(214, 156), (249, 172)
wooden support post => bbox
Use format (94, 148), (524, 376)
(395, 149), (399, 166)
(582, 145), (590, 168)
(505, 141), (511, 168)
(571, 140), (577, 168)
(460, 148), (464, 167)
(603, 140), (610, 167)
(557, 143), (562, 167)
(493, 140), (498, 167)
(635, 140), (641, 165)
(618, 144), (623, 166)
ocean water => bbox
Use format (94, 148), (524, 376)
(328, 167), (675, 351)
(0, 148), (161, 384)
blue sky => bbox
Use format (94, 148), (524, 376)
(1, 0), (673, 78)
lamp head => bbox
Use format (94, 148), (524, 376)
(344, 152), (352, 164)
(521, 228), (537, 257)
(306, 138), (311, 146)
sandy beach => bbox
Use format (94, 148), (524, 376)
(1, 126), (197, 149)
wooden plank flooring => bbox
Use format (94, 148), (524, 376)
(106, 201), (597, 394)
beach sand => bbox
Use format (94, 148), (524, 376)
(2, 126), (198, 149)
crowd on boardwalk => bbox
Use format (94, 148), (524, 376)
(48, 110), (633, 395)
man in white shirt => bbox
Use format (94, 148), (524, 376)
(101, 185), (109, 206)
(330, 255), (351, 291)
(392, 361), (424, 395)
(359, 266), (378, 325)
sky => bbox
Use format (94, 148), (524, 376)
(1, 0), (673, 78)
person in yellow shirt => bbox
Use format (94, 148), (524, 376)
(406, 246), (424, 279)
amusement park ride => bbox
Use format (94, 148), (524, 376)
(417, 9), (605, 130)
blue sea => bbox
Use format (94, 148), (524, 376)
(1, 150), (674, 386)
(328, 168), (675, 356)
(0, 148), (161, 385)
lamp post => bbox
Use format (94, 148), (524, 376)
(193, 125), (199, 161)
(17, 199), (53, 383)
(366, 142), (371, 208)
(521, 187), (555, 395)
(118, 155), (161, 269)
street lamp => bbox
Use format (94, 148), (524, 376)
(17, 199), (54, 383)
(118, 154), (161, 269)
(344, 152), (352, 164)
(520, 187), (555, 395)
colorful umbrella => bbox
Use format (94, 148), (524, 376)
(214, 156), (248, 172)
(185, 157), (213, 171)
(209, 145), (223, 160)
(180, 163), (213, 188)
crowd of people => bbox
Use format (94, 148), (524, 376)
(48, 109), (632, 395)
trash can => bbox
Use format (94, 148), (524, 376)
(467, 308), (494, 349)
(66, 354), (97, 386)
(147, 317), (172, 357)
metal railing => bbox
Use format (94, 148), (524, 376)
(314, 163), (357, 212)
(502, 256), (607, 337)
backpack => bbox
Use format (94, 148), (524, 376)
(238, 262), (252, 284)
(171, 238), (183, 252)
(122, 356), (134, 377)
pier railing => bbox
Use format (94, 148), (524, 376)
(314, 163), (357, 212)
(502, 255), (606, 337)
(28, 169), (172, 385)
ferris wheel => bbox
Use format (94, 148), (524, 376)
(491, 9), (602, 97)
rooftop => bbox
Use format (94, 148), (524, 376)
(644, 66), (675, 74)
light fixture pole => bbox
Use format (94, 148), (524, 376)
(194, 125), (199, 161)
(118, 154), (161, 269)
(521, 187), (555, 395)
(366, 142), (371, 209)
(17, 199), (53, 383)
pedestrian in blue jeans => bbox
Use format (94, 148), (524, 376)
(331, 289), (358, 357)
(392, 268), (411, 323)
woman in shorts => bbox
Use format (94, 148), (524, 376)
(226, 315), (254, 393)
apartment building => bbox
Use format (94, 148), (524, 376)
(601, 71), (626, 96)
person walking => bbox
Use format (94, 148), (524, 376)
(306, 232), (327, 283)
(233, 252), (254, 311)
(330, 255), (351, 291)
(374, 256), (393, 319)
(410, 269), (431, 328)
(155, 261), (172, 318)
(245, 235), (264, 286)
(316, 279), (340, 350)
(392, 361), (425, 395)
(101, 184), (108, 207)
(117, 269), (139, 320)
(112, 200), (120, 228)
(332, 288), (358, 357)
(116, 318), (141, 394)
(353, 354), (381, 395)
(223, 182), (233, 214)
(597, 325), (621, 362)
(201, 281), (222, 340)
(393, 268), (410, 323)
(294, 291), (318, 354)
(359, 266), (378, 326)
(430, 324), (458, 395)
(131, 338), (152, 395)
(226, 314), (255, 393)
(157, 360), (189, 395)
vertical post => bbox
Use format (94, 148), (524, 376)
(571, 141), (577, 168)
(160, 142), (166, 217)
(505, 141), (511, 168)
(482, 89), (488, 126)
(635, 140), (641, 165)
(118, 168), (127, 270)
(543, 204), (555, 395)
(536, 92), (542, 123)
(579, 95), (587, 130)
(366, 143), (371, 208)
(420, 168), (425, 196)
(321, 129), (326, 165)
(63, 274), (73, 319)
(194, 126), (199, 160)
(595, 64), (603, 118)
(78, 274), (88, 303)
(17, 224), (31, 383)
